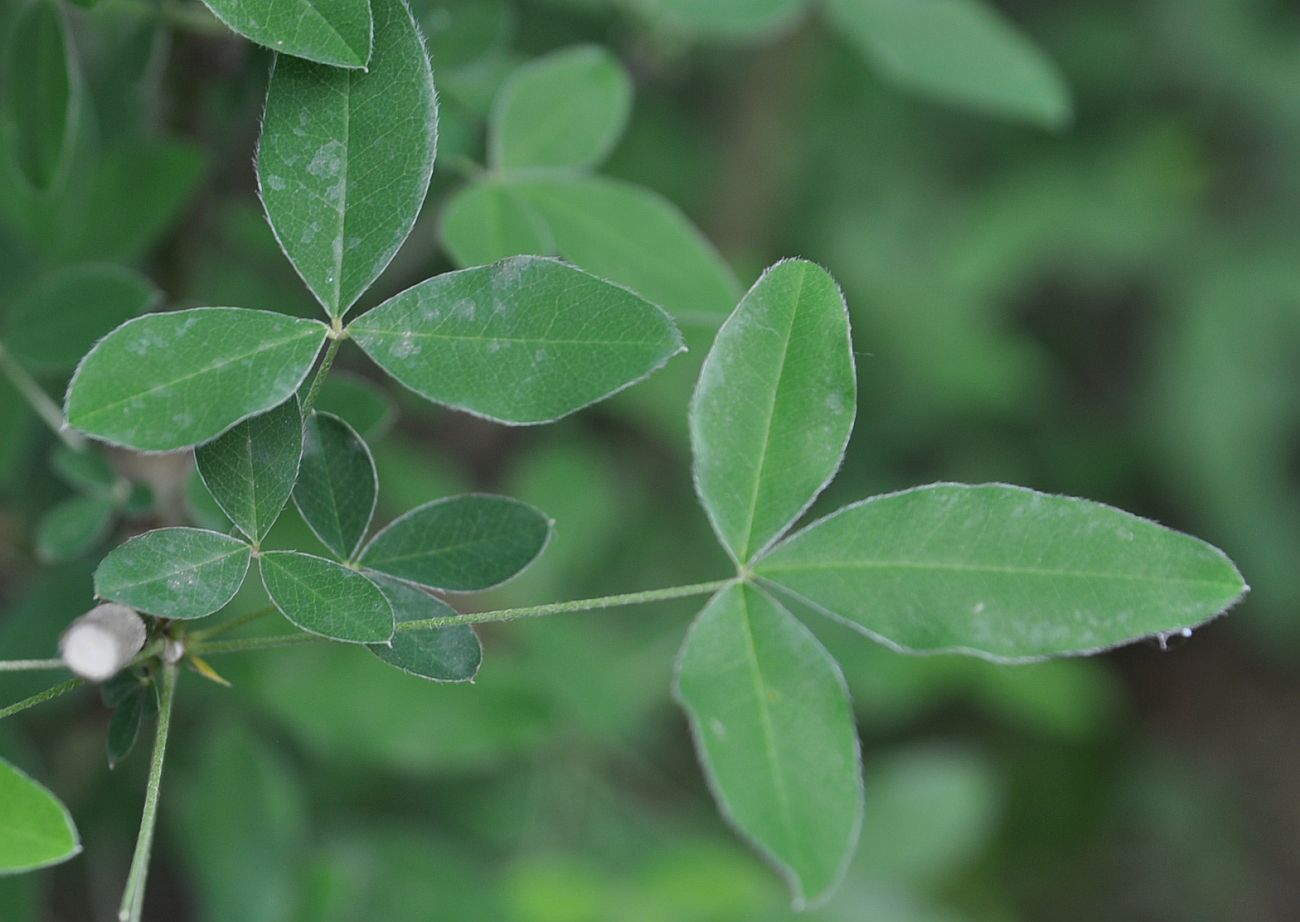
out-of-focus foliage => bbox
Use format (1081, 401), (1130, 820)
(0, 0), (1296, 919)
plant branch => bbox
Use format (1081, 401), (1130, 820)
(0, 678), (85, 721)
(0, 658), (67, 672)
(186, 606), (276, 642)
(118, 662), (178, 922)
(191, 579), (735, 656)
(299, 334), (343, 417)
(0, 340), (86, 451)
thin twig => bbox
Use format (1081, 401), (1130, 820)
(118, 662), (177, 922)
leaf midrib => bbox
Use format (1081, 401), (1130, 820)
(756, 557), (1238, 587)
(102, 545), (247, 595)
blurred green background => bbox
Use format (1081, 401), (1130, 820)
(2, 0), (1298, 919)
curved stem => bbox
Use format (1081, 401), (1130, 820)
(299, 334), (342, 418)
(0, 340), (86, 451)
(118, 662), (178, 922)
(191, 579), (735, 656)
(0, 678), (84, 721)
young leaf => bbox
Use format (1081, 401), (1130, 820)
(825, 0), (1071, 128)
(359, 494), (549, 591)
(106, 688), (145, 769)
(637, 0), (805, 41)
(94, 527), (252, 620)
(692, 260), (856, 564)
(350, 256), (684, 424)
(195, 397), (304, 543)
(35, 494), (115, 563)
(489, 45), (632, 171)
(4, 264), (161, 370)
(51, 446), (116, 495)
(259, 551), (394, 643)
(65, 308), (328, 452)
(440, 180), (555, 268)
(674, 583), (862, 909)
(520, 177), (742, 322)
(257, 0), (436, 320)
(755, 483), (1250, 661)
(293, 411), (377, 560)
(1, 0), (80, 190)
(0, 757), (81, 874)
(199, 0), (372, 69)
(367, 574), (482, 682)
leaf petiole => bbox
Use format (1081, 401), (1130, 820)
(0, 340), (86, 451)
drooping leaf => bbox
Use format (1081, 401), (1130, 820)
(489, 45), (632, 171)
(825, 0), (1071, 128)
(314, 373), (394, 438)
(4, 264), (160, 370)
(1, 0), (80, 190)
(257, 0), (437, 320)
(442, 176), (740, 323)
(94, 527), (252, 620)
(195, 397), (303, 543)
(51, 446), (116, 495)
(260, 551), (393, 643)
(199, 0), (372, 69)
(439, 180), (554, 268)
(0, 757), (81, 874)
(692, 260), (856, 564)
(755, 483), (1250, 661)
(106, 687), (145, 769)
(359, 494), (549, 591)
(35, 494), (115, 563)
(367, 574), (481, 681)
(293, 411), (377, 560)
(350, 256), (684, 424)
(674, 583), (862, 908)
(636, 0), (805, 40)
(65, 308), (328, 451)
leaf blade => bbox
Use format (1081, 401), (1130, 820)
(1, 0), (80, 190)
(64, 308), (327, 452)
(359, 494), (550, 592)
(755, 483), (1250, 661)
(691, 259), (856, 564)
(674, 583), (862, 909)
(260, 551), (394, 643)
(350, 256), (684, 424)
(367, 575), (481, 682)
(0, 757), (82, 874)
(199, 0), (373, 68)
(94, 527), (252, 620)
(293, 410), (377, 560)
(257, 0), (437, 319)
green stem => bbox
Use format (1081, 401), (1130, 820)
(187, 606), (276, 642)
(192, 580), (734, 656)
(0, 678), (84, 721)
(299, 334), (342, 418)
(0, 340), (85, 451)
(118, 663), (178, 922)
(0, 658), (66, 672)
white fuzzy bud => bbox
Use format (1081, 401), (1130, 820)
(59, 604), (147, 681)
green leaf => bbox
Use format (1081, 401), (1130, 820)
(1, 0), (80, 190)
(442, 176), (740, 323)
(359, 494), (550, 591)
(51, 447), (116, 495)
(195, 397), (303, 543)
(4, 264), (160, 370)
(314, 373), (394, 438)
(257, 0), (436, 320)
(692, 260), (856, 564)
(94, 527), (252, 620)
(635, 0), (805, 40)
(65, 308), (328, 452)
(259, 551), (393, 643)
(106, 688), (145, 770)
(35, 494), (114, 563)
(367, 575), (481, 681)
(199, 0), (372, 69)
(350, 256), (684, 424)
(489, 45), (631, 171)
(420, 0), (513, 70)
(0, 756), (81, 874)
(755, 483), (1250, 661)
(825, 0), (1071, 128)
(440, 181), (555, 268)
(293, 411), (377, 560)
(674, 583), (862, 908)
